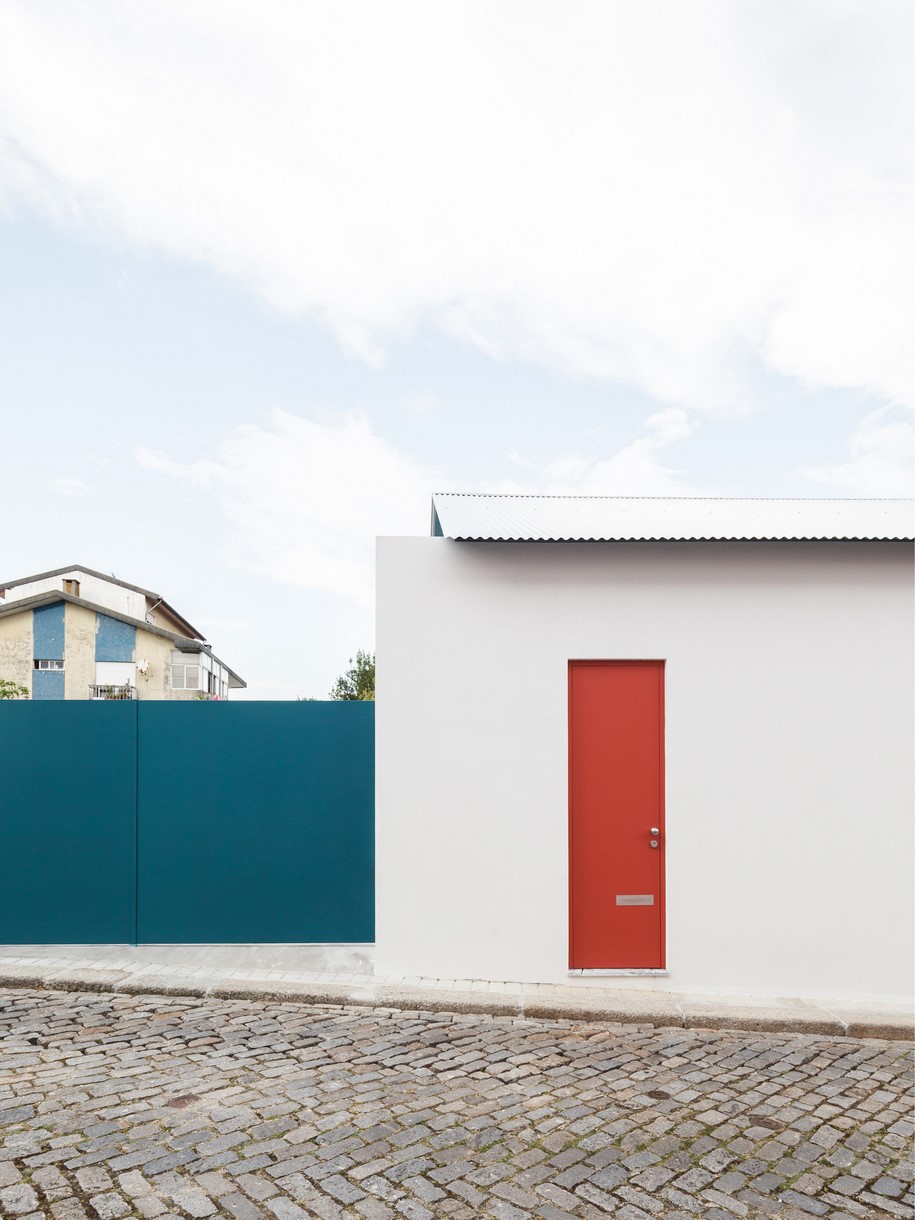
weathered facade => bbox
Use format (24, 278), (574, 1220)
(0, 565), (244, 700)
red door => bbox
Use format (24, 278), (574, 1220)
(569, 661), (665, 969)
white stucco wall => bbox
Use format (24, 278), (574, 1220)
(3, 571), (148, 619)
(375, 538), (914, 1004)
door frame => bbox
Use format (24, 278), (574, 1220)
(567, 659), (667, 970)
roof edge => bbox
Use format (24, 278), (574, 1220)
(442, 534), (915, 543)
(0, 591), (196, 641)
(0, 593), (245, 686)
(430, 493), (915, 542)
(431, 493), (915, 503)
(0, 563), (160, 598)
(0, 565), (205, 640)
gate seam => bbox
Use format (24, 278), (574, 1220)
(133, 700), (139, 947)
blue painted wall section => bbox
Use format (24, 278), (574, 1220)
(0, 701), (375, 945)
(32, 602), (66, 699)
(32, 670), (65, 700)
(96, 613), (136, 662)
(33, 602), (65, 659)
(0, 702), (136, 942)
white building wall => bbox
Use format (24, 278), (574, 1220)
(3, 571), (147, 619)
(95, 661), (136, 688)
(375, 538), (914, 1005)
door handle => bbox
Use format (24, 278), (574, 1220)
(650, 827), (659, 849)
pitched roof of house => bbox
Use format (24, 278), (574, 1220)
(0, 564), (204, 640)
(430, 494), (915, 542)
(0, 591), (245, 687)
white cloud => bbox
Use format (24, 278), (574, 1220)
(135, 408), (439, 605)
(0, 1), (911, 413)
(53, 476), (93, 495)
(503, 409), (697, 495)
(132, 405), (698, 613)
(804, 404), (915, 495)
(404, 391), (438, 415)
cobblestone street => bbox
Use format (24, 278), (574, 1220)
(0, 990), (911, 1220)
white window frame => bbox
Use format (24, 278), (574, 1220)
(34, 659), (64, 670)
(171, 663), (200, 691)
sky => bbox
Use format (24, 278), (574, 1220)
(0, 0), (912, 699)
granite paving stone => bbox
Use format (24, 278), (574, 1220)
(0, 988), (910, 1219)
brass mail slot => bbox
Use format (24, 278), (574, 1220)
(616, 894), (654, 906)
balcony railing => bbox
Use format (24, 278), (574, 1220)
(89, 684), (137, 701)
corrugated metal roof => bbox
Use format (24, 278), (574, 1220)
(430, 494), (915, 542)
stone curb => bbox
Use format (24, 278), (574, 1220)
(0, 966), (911, 1040)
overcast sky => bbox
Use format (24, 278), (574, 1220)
(1, 1), (912, 698)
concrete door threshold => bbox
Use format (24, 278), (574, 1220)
(0, 945), (910, 1041)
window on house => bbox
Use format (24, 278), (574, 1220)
(34, 659), (64, 670)
(171, 664), (200, 690)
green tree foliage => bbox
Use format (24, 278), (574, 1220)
(330, 650), (375, 701)
(0, 678), (29, 699)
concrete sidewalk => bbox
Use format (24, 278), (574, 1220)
(0, 943), (911, 1040)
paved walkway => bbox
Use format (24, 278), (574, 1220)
(1, 988), (912, 1220)
(0, 947), (911, 1042)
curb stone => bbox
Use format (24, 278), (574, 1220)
(0, 966), (911, 1040)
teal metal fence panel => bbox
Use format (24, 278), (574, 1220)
(0, 703), (136, 942)
(0, 700), (374, 945)
(137, 701), (374, 943)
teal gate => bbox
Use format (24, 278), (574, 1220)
(0, 701), (374, 944)
(0, 703), (136, 942)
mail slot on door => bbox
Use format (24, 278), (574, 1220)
(616, 894), (655, 906)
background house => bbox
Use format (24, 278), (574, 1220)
(0, 565), (245, 700)
(376, 495), (914, 1005)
